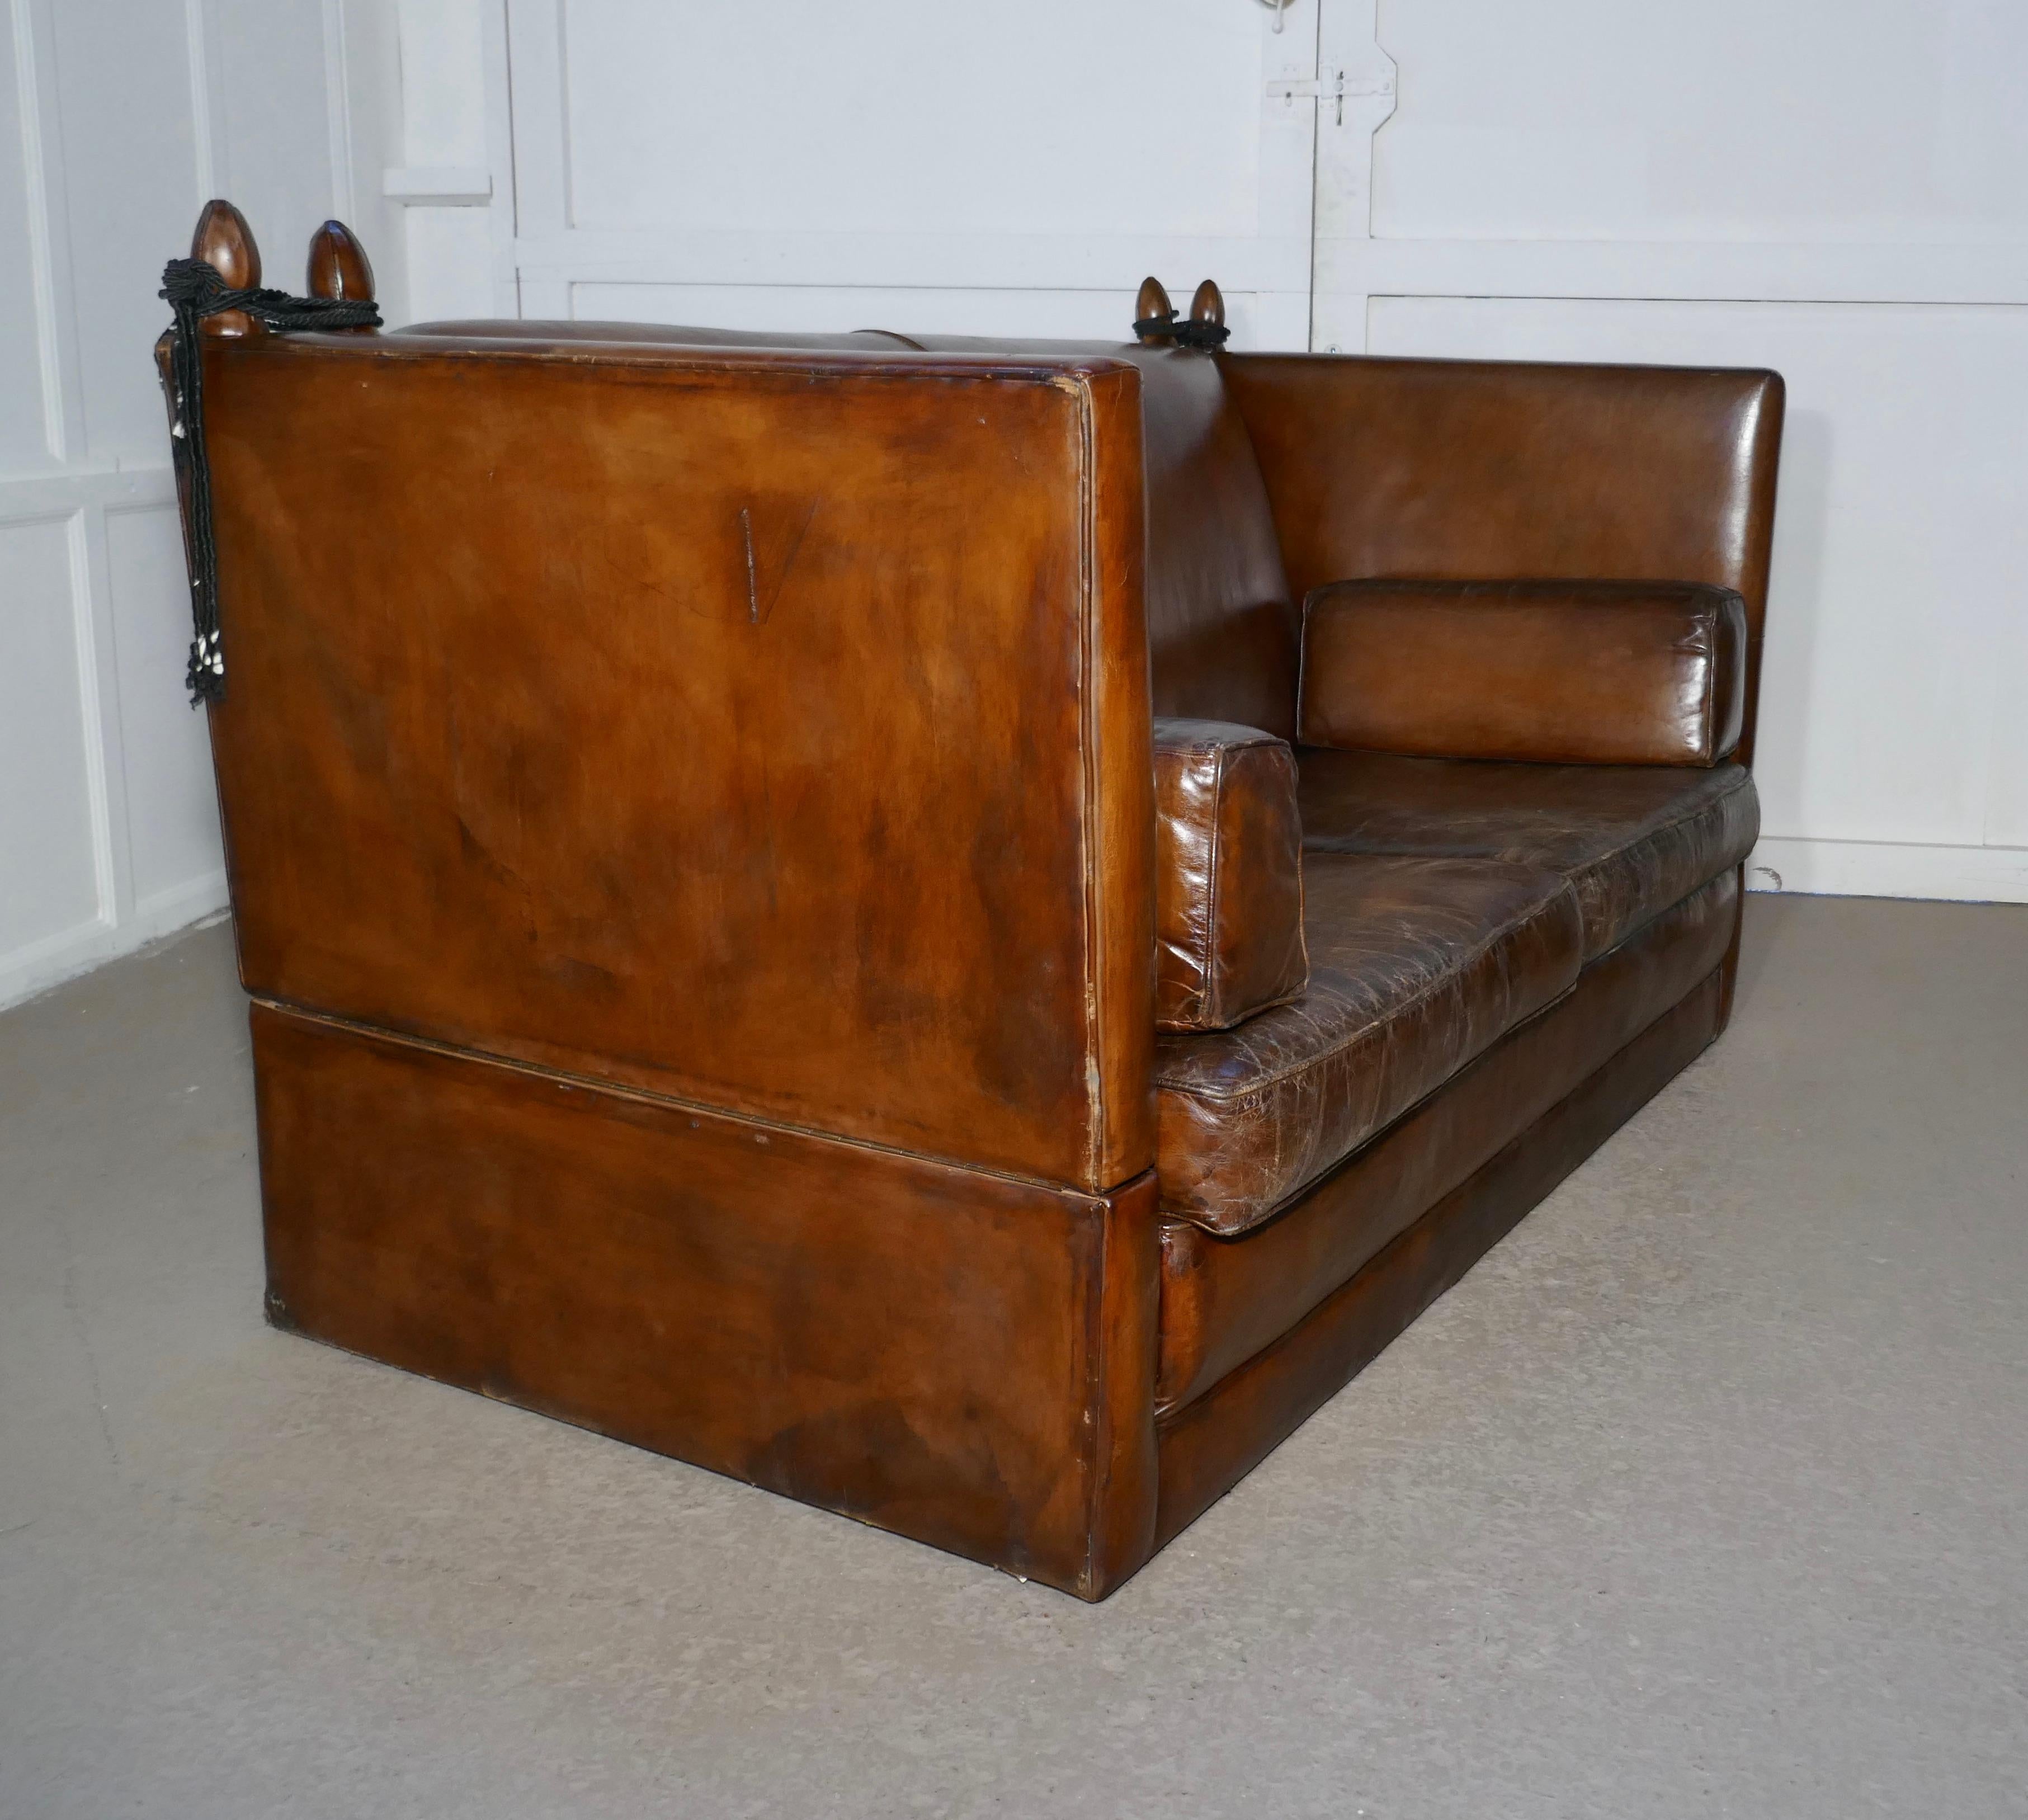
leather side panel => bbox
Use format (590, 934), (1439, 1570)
(1158, 868), (1737, 1409)
(1299, 578), (1749, 766)
(253, 1002), (1161, 1601)
(1154, 969), (1725, 1550)
(201, 337), (1152, 1190)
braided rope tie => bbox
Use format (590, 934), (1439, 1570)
(159, 257), (381, 704)
(1131, 310), (1232, 351)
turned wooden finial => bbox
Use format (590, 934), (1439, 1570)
(1134, 276), (1176, 343)
(1190, 279), (1226, 331)
(192, 200), (262, 336)
(306, 220), (375, 314)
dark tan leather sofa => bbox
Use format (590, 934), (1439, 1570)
(161, 208), (1781, 1599)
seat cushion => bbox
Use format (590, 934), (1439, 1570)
(1156, 867), (1740, 1410)
(1155, 853), (1582, 1233)
(1298, 749), (1759, 959)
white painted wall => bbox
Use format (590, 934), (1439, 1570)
(483, 0), (1325, 344)
(0, 0), (398, 1010)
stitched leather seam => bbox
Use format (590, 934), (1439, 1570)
(1200, 749), (1227, 1026)
(1695, 607), (1719, 764)
(252, 997), (1112, 1204)
(1070, 373), (1105, 1187)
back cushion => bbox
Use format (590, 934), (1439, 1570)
(1300, 578), (1749, 766)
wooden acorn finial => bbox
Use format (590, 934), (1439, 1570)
(1190, 279), (1225, 331)
(191, 200), (261, 336)
(306, 220), (375, 315)
(1134, 276), (1176, 344)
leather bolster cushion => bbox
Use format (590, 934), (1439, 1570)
(1153, 719), (1308, 1031)
(1299, 578), (1749, 766)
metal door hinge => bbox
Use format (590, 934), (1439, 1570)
(1265, 70), (1394, 124)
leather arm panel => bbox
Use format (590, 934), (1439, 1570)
(1152, 719), (1307, 1032)
(1299, 578), (1748, 766)
(196, 334), (1155, 1191)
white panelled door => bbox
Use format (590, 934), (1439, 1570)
(496, 0), (1327, 347)
(1311, 0), (2028, 903)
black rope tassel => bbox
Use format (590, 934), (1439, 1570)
(158, 258), (381, 705)
(1131, 309), (1231, 350)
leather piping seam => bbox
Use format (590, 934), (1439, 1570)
(1152, 876), (1581, 1102)
(1293, 593), (1312, 745)
(1069, 371), (1106, 1189)
(1200, 747), (1228, 1028)
(249, 996), (1114, 1209)
(1075, 1175), (1137, 1597)
(1696, 607), (1720, 765)
(249, 333), (1138, 389)
(1076, 1201), (1106, 1595)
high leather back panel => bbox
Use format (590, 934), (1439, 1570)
(1129, 349), (1298, 738)
(1222, 353), (1784, 762)
(902, 339), (1299, 737)
(200, 332), (1154, 1190)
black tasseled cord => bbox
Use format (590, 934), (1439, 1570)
(1131, 309), (1231, 350)
(159, 258), (381, 704)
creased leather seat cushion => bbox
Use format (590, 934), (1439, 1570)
(1156, 854), (1582, 1234)
(1298, 749), (1758, 959)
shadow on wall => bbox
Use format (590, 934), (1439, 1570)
(1732, 406), (1828, 1015)
(1746, 404), (1832, 894)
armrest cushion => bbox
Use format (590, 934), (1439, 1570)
(1153, 719), (1308, 1031)
(1299, 579), (1749, 766)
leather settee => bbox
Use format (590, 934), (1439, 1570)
(161, 205), (1781, 1599)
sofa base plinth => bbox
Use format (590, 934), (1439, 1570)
(251, 1000), (1160, 1602)
(1152, 969), (1724, 1550)
(251, 967), (1723, 1599)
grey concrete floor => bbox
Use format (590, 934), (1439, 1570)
(1, 895), (2024, 1819)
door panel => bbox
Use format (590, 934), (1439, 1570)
(504, 0), (1325, 348)
(1369, 0), (2028, 243)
